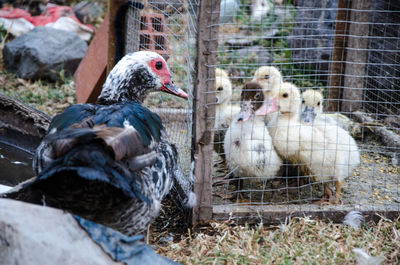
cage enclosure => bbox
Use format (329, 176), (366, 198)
(120, 0), (400, 225)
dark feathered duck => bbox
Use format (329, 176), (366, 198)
(2, 51), (195, 235)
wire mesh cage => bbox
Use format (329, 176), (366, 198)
(125, 0), (399, 224)
(203, 0), (399, 223)
(120, 0), (198, 178)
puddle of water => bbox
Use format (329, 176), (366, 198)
(0, 141), (35, 186)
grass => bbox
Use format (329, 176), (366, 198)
(156, 216), (400, 264)
(0, 4), (398, 265)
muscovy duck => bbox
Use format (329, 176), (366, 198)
(224, 81), (282, 200)
(258, 82), (360, 204)
(214, 68), (240, 165)
(2, 51), (195, 235)
(300, 89), (352, 131)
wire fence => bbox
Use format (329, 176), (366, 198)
(128, 0), (400, 223)
(211, 0), (400, 221)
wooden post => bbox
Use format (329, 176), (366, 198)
(75, 13), (109, 103)
(191, 0), (220, 224)
(327, 0), (352, 112)
(107, 0), (126, 75)
(341, 0), (371, 113)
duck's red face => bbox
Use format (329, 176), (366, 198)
(148, 58), (188, 99)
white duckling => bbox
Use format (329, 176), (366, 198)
(224, 81), (282, 195)
(251, 66), (283, 124)
(257, 82), (360, 204)
(301, 89), (352, 131)
(252, 66), (283, 92)
(214, 68), (240, 162)
(216, 67), (230, 79)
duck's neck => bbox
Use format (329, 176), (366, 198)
(96, 64), (157, 104)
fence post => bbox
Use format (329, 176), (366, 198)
(341, 0), (371, 113)
(191, 0), (220, 224)
(327, 0), (351, 112)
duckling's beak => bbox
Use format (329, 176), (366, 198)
(300, 106), (316, 124)
(236, 109), (251, 122)
(161, 81), (188, 99)
(255, 96), (278, 116)
(236, 101), (252, 122)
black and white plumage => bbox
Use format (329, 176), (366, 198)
(2, 51), (195, 235)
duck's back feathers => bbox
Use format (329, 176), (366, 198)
(34, 102), (163, 175)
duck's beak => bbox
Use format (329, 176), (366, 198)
(300, 106), (316, 124)
(161, 81), (188, 99)
(236, 109), (251, 122)
(255, 96), (278, 116)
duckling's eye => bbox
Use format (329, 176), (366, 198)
(302, 100), (305, 104)
(217, 86), (223, 91)
(254, 93), (260, 99)
(317, 102), (321, 106)
(282, 93), (288, 98)
(264, 75), (270, 79)
(155, 61), (163, 70)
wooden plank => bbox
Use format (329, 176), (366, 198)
(341, 0), (372, 113)
(191, 0), (220, 224)
(107, 0), (126, 75)
(327, 0), (352, 112)
(213, 204), (400, 225)
(75, 13), (109, 103)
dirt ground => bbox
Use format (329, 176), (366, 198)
(211, 141), (399, 207)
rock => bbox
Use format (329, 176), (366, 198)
(0, 199), (179, 265)
(287, 0), (337, 79)
(226, 37), (255, 48)
(73, 1), (104, 24)
(220, 0), (240, 23)
(2, 26), (88, 81)
(236, 46), (272, 65)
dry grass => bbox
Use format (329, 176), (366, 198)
(156, 216), (400, 264)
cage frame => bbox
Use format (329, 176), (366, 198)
(190, 0), (400, 226)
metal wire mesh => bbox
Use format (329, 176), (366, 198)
(124, 0), (198, 176)
(130, 0), (400, 222)
(209, 0), (400, 221)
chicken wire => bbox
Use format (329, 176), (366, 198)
(129, 0), (399, 223)
(121, 0), (198, 177)
(207, 0), (400, 222)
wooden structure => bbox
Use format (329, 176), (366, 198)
(328, 0), (372, 113)
(75, 1), (168, 103)
(191, 0), (399, 225)
(191, 0), (219, 224)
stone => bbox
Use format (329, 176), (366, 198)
(3, 26), (88, 81)
(287, 0), (337, 79)
(225, 37), (255, 48)
(73, 1), (104, 25)
(236, 46), (272, 65)
(0, 199), (178, 265)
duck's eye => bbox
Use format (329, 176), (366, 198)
(317, 102), (321, 106)
(302, 100), (305, 104)
(254, 93), (260, 99)
(217, 86), (223, 91)
(155, 61), (163, 70)
(264, 75), (270, 79)
(282, 93), (288, 98)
